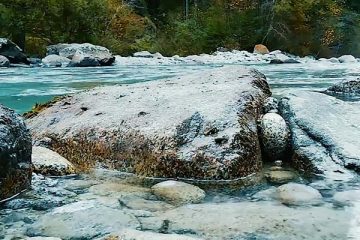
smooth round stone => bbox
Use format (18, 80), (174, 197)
(151, 181), (205, 205)
(333, 190), (360, 206)
(260, 113), (289, 160)
(277, 183), (322, 206)
(266, 170), (297, 184)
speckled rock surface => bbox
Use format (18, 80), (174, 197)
(277, 183), (322, 206)
(260, 113), (289, 161)
(263, 97), (279, 113)
(152, 181), (205, 205)
(32, 146), (75, 176)
(27, 66), (271, 180)
(326, 80), (360, 94)
(279, 91), (360, 178)
(0, 104), (32, 200)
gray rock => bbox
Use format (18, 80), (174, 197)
(47, 43), (115, 66)
(338, 55), (357, 63)
(265, 169), (297, 184)
(277, 183), (322, 206)
(263, 97), (279, 113)
(0, 55), (10, 67)
(42, 55), (70, 67)
(27, 66), (271, 180)
(279, 91), (360, 178)
(0, 104), (32, 200)
(252, 187), (277, 201)
(326, 80), (360, 94)
(133, 51), (156, 58)
(70, 50), (100, 67)
(260, 113), (289, 160)
(141, 201), (349, 239)
(333, 190), (360, 206)
(27, 200), (139, 239)
(100, 229), (202, 240)
(152, 181), (205, 205)
(32, 146), (76, 176)
(0, 38), (28, 64)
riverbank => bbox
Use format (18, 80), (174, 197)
(1, 56), (360, 239)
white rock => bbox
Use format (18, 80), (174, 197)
(277, 183), (322, 206)
(333, 190), (360, 206)
(42, 55), (70, 67)
(152, 181), (205, 205)
(32, 146), (75, 176)
(133, 51), (154, 58)
(338, 55), (357, 63)
(0, 55), (10, 67)
(101, 229), (203, 240)
(260, 113), (289, 160)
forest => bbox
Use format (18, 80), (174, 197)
(1, 0), (360, 57)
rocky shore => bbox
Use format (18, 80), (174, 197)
(1, 63), (360, 239)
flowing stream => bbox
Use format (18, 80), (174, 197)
(0, 61), (360, 239)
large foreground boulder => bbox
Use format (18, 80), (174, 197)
(0, 105), (32, 200)
(279, 91), (360, 178)
(27, 66), (271, 180)
(46, 43), (115, 66)
(0, 38), (28, 64)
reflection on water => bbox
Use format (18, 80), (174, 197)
(0, 62), (360, 113)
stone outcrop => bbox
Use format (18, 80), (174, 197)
(0, 55), (10, 67)
(0, 104), (32, 200)
(279, 91), (360, 178)
(27, 66), (271, 180)
(326, 80), (360, 94)
(46, 43), (115, 67)
(0, 38), (28, 64)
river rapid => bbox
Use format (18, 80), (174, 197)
(0, 55), (360, 239)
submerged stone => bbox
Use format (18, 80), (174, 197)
(151, 181), (205, 205)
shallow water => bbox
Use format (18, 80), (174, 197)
(1, 61), (360, 113)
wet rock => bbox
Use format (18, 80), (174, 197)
(42, 55), (70, 67)
(89, 182), (151, 198)
(0, 105), (32, 200)
(0, 55), (10, 67)
(252, 187), (277, 201)
(333, 190), (360, 206)
(338, 55), (357, 63)
(260, 113), (289, 161)
(277, 183), (322, 206)
(141, 201), (348, 239)
(119, 196), (174, 212)
(69, 50), (100, 67)
(0, 38), (29, 64)
(265, 169), (297, 184)
(26, 237), (62, 240)
(47, 43), (115, 66)
(253, 44), (269, 55)
(100, 229), (202, 240)
(27, 200), (139, 239)
(27, 66), (271, 180)
(263, 97), (279, 113)
(152, 181), (205, 205)
(326, 80), (360, 94)
(32, 146), (75, 176)
(133, 51), (158, 58)
(279, 91), (360, 177)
